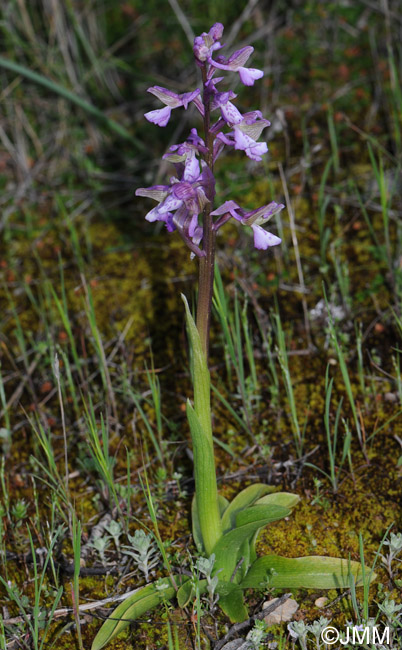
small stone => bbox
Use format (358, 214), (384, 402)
(314, 596), (329, 608)
(263, 597), (299, 625)
(220, 641), (248, 650)
(384, 392), (398, 403)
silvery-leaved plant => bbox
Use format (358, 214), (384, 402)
(288, 621), (309, 650)
(121, 529), (159, 582)
(90, 535), (110, 567)
(105, 520), (122, 556)
(381, 531), (402, 578)
(195, 553), (220, 610)
(308, 617), (330, 649)
(91, 23), (373, 650)
(378, 597), (402, 622)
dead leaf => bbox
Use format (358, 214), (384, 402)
(263, 597), (299, 625)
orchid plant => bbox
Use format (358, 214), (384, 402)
(91, 24), (372, 650)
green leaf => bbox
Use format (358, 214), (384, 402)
(241, 555), (373, 590)
(212, 513), (287, 583)
(181, 295), (211, 437)
(235, 504), (290, 527)
(236, 538), (251, 583)
(243, 495), (298, 565)
(186, 401), (222, 555)
(221, 484), (276, 532)
(255, 492), (300, 509)
(192, 494), (228, 554)
(91, 577), (187, 650)
(232, 505), (290, 573)
(191, 495), (203, 553)
(218, 494), (230, 516)
(216, 582), (249, 622)
(177, 579), (207, 608)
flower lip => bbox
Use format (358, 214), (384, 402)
(252, 224), (282, 249)
(171, 181), (197, 201)
(238, 67), (264, 86)
(144, 106), (171, 127)
(233, 129), (268, 161)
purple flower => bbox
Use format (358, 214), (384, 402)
(215, 110), (271, 161)
(145, 87), (200, 127)
(211, 200), (283, 250)
(193, 23), (224, 63)
(135, 157), (210, 248)
(163, 143), (201, 182)
(211, 91), (243, 125)
(208, 46), (264, 86)
(233, 129), (268, 161)
(187, 128), (208, 152)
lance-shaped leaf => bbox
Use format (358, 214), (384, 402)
(91, 577), (188, 650)
(240, 555), (373, 590)
(221, 483), (276, 532)
(235, 504), (290, 570)
(186, 401), (222, 554)
(245, 495), (298, 564)
(235, 504), (290, 528)
(255, 492), (300, 509)
(235, 538), (252, 584)
(212, 507), (290, 583)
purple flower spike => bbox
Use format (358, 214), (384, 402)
(145, 87), (200, 127)
(137, 23), (284, 260)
